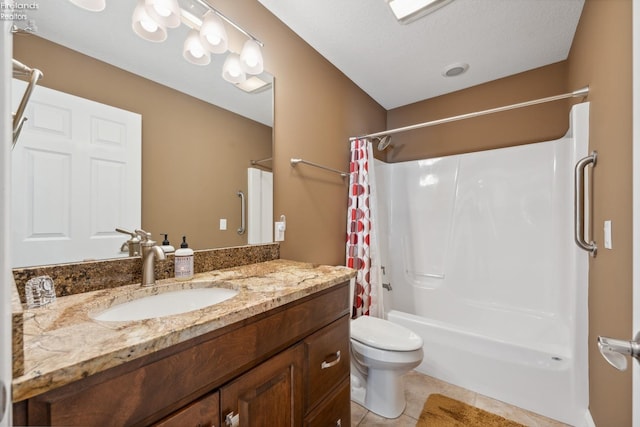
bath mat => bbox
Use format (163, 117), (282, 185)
(417, 393), (527, 427)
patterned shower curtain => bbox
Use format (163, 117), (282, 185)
(346, 138), (383, 318)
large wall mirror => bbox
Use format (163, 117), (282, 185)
(11, 1), (274, 268)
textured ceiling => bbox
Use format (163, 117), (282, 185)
(257, 0), (585, 109)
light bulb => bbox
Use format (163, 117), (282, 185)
(144, 0), (180, 28)
(222, 53), (246, 84)
(140, 18), (158, 33)
(206, 33), (221, 46)
(199, 10), (228, 54)
(132, 0), (167, 42)
(153, 4), (171, 17)
(240, 39), (264, 75)
(183, 29), (211, 65)
(191, 47), (204, 59)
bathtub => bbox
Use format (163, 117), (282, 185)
(374, 103), (591, 426)
(389, 308), (583, 424)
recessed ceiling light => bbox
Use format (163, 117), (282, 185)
(386, 0), (455, 24)
(442, 63), (469, 77)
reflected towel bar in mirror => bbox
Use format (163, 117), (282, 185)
(290, 158), (348, 178)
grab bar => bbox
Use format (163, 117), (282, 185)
(237, 190), (246, 235)
(12, 59), (43, 149)
(574, 151), (597, 256)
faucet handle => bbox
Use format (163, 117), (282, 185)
(134, 229), (153, 243)
(116, 227), (136, 238)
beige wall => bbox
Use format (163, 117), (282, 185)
(13, 36), (272, 251)
(567, 0), (633, 425)
(216, 1), (387, 266)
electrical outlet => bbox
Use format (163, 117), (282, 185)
(604, 220), (612, 249)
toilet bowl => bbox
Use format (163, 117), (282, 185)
(350, 315), (424, 418)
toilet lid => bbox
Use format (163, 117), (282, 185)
(351, 316), (423, 351)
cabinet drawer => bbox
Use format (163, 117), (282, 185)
(305, 315), (350, 412)
(304, 378), (350, 427)
(153, 391), (219, 427)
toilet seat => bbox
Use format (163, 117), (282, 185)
(351, 315), (423, 351)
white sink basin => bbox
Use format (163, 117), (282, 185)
(91, 287), (239, 322)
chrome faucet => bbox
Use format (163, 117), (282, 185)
(116, 228), (141, 257)
(135, 229), (166, 287)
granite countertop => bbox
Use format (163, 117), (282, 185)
(12, 259), (355, 403)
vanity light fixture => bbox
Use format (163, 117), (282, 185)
(386, 0), (455, 24)
(68, 0), (265, 86)
(68, 0), (106, 12)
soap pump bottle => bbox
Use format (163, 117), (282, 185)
(160, 234), (175, 254)
(174, 236), (194, 281)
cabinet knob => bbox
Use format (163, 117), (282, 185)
(321, 350), (341, 369)
(336, 419), (342, 427)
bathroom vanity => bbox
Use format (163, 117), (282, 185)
(11, 259), (354, 426)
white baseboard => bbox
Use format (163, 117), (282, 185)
(584, 409), (597, 427)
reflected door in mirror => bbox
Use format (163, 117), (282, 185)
(11, 80), (141, 267)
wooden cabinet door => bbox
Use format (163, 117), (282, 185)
(220, 344), (303, 426)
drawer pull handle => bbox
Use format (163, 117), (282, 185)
(225, 412), (239, 427)
(336, 419), (342, 427)
(321, 350), (341, 369)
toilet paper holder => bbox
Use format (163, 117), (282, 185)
(597, 333), (640, 371)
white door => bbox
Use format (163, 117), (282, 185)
(247, 167), (273, 244)
(10, 80), (141, 267)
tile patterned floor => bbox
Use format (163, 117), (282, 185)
(351, 370), (573, 426)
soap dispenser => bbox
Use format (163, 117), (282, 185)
(160, 234), (175, 254)
(174, 236), (194, 281)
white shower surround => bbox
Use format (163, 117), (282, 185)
(376, 103), (591, 426)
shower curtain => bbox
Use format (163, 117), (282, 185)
(346, 138), (383, 318)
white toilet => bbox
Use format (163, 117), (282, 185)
(350, 310), (424, 418)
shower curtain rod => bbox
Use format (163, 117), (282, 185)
(349, 86), (589, 141)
